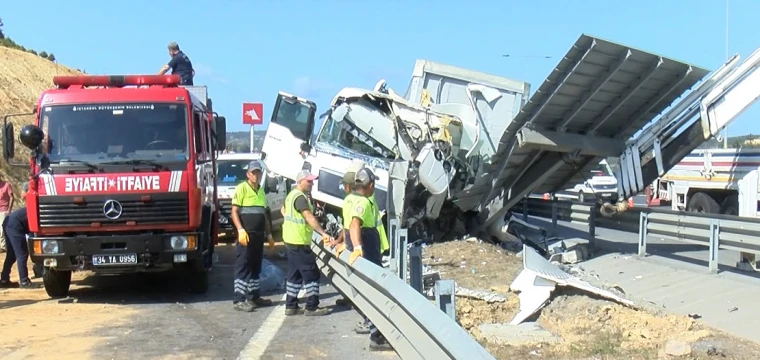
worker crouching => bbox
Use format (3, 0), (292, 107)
(282, 170), (333, 316)
(230, 161), (275, 312)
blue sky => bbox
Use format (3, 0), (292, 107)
(3, 0), (759, 138)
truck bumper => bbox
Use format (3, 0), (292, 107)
(27, 233), (204, 273)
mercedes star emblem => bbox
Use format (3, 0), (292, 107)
(103, 199), (123, 220)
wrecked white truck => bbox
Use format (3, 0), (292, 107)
(261, 34), (760, 245)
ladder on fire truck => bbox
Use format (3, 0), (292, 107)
(615, 47), (760, 202)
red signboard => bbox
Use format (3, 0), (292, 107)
(242, 103), (263, 125)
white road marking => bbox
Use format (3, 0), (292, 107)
(236, 289), (306, 360)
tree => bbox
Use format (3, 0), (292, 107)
(47, 53), (55, 62)
(38, 51), (48, 58)
(0, 17), (4, 39)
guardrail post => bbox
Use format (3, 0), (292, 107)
(522, 200), (528, 221)
(409, 245), (423, 293)
(435, 280), (456, 320)
(588, 205), (597, 249)
(397, 228), (408, 281)
(709, 220), (720, 274)
(388, 219), (399, 275)
(637, 212), (649, 257)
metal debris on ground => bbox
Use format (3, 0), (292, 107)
(509, 244), (634, 325)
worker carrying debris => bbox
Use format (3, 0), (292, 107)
(230, 161), (274, 312)
(157, 41), (195, 85)
(282, 170), (333, 316)
(341, 167), (393, 351)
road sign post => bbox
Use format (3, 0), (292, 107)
(242, 103), (263, 153)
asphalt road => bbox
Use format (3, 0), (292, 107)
(1, 243), (399, 360)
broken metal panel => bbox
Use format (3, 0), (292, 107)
(509, 245), (635, 325)
(459, 34), (709, 228)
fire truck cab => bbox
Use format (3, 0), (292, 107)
(1, 75), (226, 297)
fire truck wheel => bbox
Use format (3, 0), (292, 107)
(42, 268), (72, 298)
(188, 269), (209, 294)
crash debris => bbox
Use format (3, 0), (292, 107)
(509, 244), (634, 325)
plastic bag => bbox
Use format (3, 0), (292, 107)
(259, 258), (285, 292)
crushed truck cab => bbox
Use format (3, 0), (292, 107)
(1, 74), (226, 298)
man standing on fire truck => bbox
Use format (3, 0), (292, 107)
(230, 161), (275, 312)
(282, 170), (332, 316)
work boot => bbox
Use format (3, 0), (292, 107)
(304, 307), (331, 317)
(369, 335), (393, 351)
(284, 307), (304, 316)
(354, 321), (371, 334)
(18, 279), (38, 289)
(0, 279), (18, 288)
(250, 297), (273, 307)
(233, 301), (255, 312)
(335, 297), (352, 307)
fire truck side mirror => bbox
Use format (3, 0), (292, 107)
(215, 116), (227, 151)
(19, 124), (45, 150)
(2, 122), (14, 160)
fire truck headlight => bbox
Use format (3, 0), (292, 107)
(170, 236), (189, 250)
(41, 240), (60, 254)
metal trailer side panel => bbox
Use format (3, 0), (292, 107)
(182, 85), (208, 103)
(403, 60), (530, 158)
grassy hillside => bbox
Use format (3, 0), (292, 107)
(0, 45), (82, 206)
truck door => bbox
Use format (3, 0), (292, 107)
(261, 91), (316, 181)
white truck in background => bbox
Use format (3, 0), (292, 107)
(555, 159), (619, 203)
(214, 152), (288, 242)
(654, 147), (760, 217)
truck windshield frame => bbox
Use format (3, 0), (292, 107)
(39, 103), (190, 164)
(316, 116), (394, 160)
(216, 159), (252, 185)
(590, 162), (614, 177)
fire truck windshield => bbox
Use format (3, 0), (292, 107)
(40, 103), (189, 163)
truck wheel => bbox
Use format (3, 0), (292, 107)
(42, 268), (72, 298)
(578, 191), (585, 203)
(720, 195), (739, 216)
(189, 269), (209, 294)
(686, 192), (720, 214)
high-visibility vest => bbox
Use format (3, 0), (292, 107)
(282, 189), (314, 245)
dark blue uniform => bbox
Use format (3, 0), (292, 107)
(168, 51), (194, 85)
(1, 207), (30, 282)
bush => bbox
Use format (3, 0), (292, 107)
(0, 18), (57, 61)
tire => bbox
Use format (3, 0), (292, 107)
(720, 194), (739, 216)
(188, 268), (209, 294)
(578, 191), (585, 203)
(686, 192), (720, 214)
(42, 268), (72, 298)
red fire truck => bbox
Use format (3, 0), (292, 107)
(1, 74), (226, 297)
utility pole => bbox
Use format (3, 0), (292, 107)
(723, 0), (730, 149)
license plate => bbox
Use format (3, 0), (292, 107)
(92, 254), (138, 266)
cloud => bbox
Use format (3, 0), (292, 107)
(193, 63), (229, 84)
(291, 75), (333, 98)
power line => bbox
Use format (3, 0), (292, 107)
(502, 54), (553, 59)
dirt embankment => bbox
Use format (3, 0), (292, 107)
(423, 241), (760, 359)
(0, 45), (81, 205)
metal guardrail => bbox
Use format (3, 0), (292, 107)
(309, 233), (495, 360)
(517, 198), (760, 273)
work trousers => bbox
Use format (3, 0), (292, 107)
(233, 231), (265, 303)
(345, 233), (384, 339)
(285, 243), (320, 310)
(0, 221), (29, 282)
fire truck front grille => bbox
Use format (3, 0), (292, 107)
(38, 193), (188, 228)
